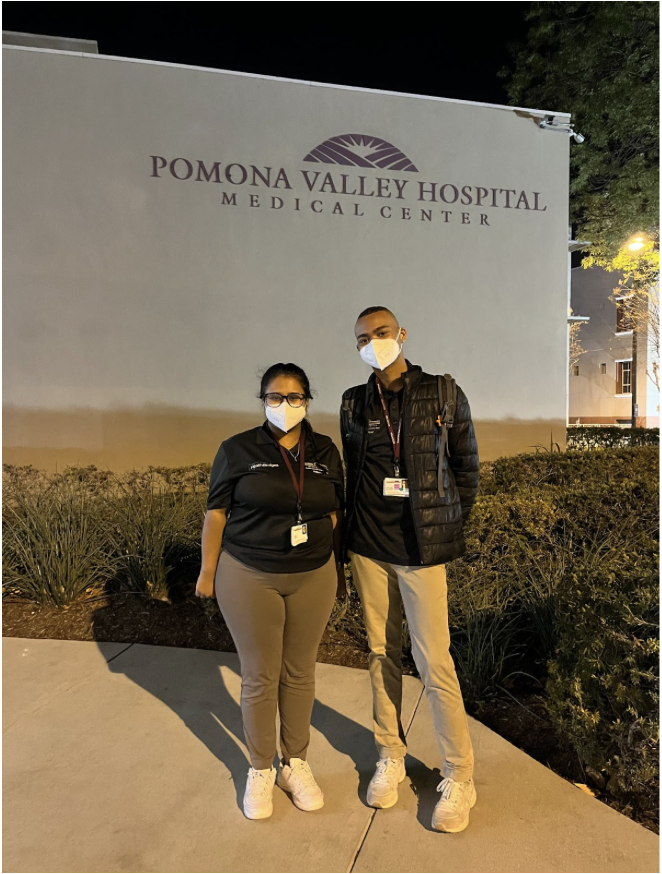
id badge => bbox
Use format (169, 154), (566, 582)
(291, 523), (309, 546)
(383, 478), (409, 498)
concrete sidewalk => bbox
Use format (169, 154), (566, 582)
(3, 638), (658, 873)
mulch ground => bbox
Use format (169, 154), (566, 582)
(3, 594), (657, 834)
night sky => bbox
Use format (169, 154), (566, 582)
(3, 2), (531, 107)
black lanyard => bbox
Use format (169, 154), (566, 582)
(376, 379), (404, 477)
(278, 431), (306, 523)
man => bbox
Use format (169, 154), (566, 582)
(340, 306), (480, 833)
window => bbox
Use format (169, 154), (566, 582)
(600, 363), (607, 374)
(616, 360), (632, 394)
(573, 365), (579, 376)
(615, 298), (633, 333)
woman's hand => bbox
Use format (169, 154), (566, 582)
(335, 561), (347, 599)
(195, 570), (215, 600)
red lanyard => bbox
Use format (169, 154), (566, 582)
(376, 379), (404, 477)
(278, 431), (306, 522)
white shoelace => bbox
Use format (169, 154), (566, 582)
(288, 760), (318, 792)
(436, 777), (469, 809)
(248, 768), (274, 797)
(374, 758), (401, 783)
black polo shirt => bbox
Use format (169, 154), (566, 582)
(347, 385), (421, 565)
(207, 422), (344, 573)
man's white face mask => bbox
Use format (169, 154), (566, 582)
(359, 329), (403, 371)
(265, 401), (307, 433)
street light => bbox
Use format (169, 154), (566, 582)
(625, 232), (648, 252)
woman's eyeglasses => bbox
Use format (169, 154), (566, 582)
(263, 393), (308, 408)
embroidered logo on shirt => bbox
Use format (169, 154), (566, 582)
(305, 462), (329, 475)
(249, 462), (280, 470)
(368, 419), (382, 433)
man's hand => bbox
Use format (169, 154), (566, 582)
(336, 561), (347, 599)
(195, 570), (215, 599)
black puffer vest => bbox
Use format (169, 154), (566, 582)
(340, 362), (480, 566)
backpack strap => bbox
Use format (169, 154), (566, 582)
(436, 373), (457, 497)
(342, 395), (355, 424)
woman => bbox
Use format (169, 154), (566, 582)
(195, 363), (345, 820)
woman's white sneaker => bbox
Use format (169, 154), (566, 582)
(243, 766), (277, 820)
(367, 757), (406, 808)
(431, 776), (477, 832)
(277, 758), (324, 811)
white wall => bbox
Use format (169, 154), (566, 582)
(3, 47), (570, 468)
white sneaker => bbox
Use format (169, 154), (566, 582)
(366, 757), (406, 809)
(277, 758), (324, 811)
(431, 776), (477, 833)
(243, 766), (277, 820)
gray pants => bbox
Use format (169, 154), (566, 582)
(215, 550), (337, 770)
(349, 551), (474, 782)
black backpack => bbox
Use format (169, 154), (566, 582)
(436, 374), (457, 498)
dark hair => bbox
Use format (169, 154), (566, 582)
(258, 363), (319, 458)
(258, 362), (313, 400)
(357, 305), (396, 321)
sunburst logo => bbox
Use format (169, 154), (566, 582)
(303, 134), (418, 172)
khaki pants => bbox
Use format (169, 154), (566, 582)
(216, 550), (337, 770)
(349, 551), (474, 782)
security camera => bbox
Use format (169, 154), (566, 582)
(539, 118), (586, 144)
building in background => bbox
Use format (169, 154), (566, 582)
(4, 39), (571, 470)
(569, 265), (660, 427)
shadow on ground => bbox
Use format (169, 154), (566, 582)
(91, 605), (432, 818)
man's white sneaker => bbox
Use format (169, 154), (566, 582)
(431, 776), (477, 833)
(277, 758), (324, 811)
(243, 766), (277, 820)
(366, 757), (406, 809)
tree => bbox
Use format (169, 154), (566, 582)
(568, 310), (585, 374)
(501, 2), (659, 266)
(608, 240), (660, 389)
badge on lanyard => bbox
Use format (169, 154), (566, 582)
(278, 433), (309, 546)
(290, 523), (308, 546)
(383, 478), (410, 497)
(376, 380), (409, 498)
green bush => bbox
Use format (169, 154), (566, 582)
(102, 468), (207, 601)
(2, 463), (208, 604)
(452, 446), (659, 808)
(567, 426), (659, 450)
(481, 445), (658, 494)
(449, 601), (523, 707)
(546, 530), (659, 801)
(2, 473), (117, 607)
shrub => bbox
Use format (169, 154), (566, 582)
(567, 426), (659, 451)
(450, 600), (523, 708)
(448, 489), (563, 679)
(2, 475), (117, 607)
(481, 445), (658, 494)
(103, 468), (206, 601)
(546, 529), (659, 801)
(461, 446), (659, 807)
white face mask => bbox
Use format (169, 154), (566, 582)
(359, 330), (403, 371)
(265, 401), (307, 433)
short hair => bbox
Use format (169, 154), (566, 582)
(356, 306), (395, 321)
